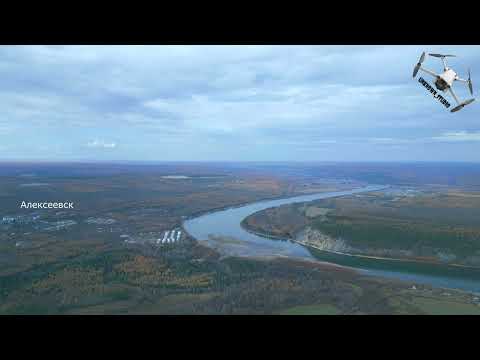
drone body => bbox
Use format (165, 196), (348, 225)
(434, 68), (456, 91)
(412, 52), (475, 112)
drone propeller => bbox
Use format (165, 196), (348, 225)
(450, 98), (475, 113)
(419, 51), (426, 63)
(468, 68), (474, 95)
(412, 52), (426, 77)
(429, 53), (456, 58)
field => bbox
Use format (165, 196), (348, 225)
(279, 304), (341, 315)
(388, 295), (480, 315)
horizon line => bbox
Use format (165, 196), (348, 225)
(1, 159), (480, 165)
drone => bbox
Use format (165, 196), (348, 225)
(412, 52), (475, 112)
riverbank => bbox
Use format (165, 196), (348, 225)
(182, 185), (358, 223)
(184, 185), (480, 294)
(241, 221), (480, 271)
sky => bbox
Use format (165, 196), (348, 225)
(1, 45), (480, 162)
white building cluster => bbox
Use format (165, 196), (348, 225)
(157, 229), (182, 245)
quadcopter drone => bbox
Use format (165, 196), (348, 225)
(412, 52), (475, 112)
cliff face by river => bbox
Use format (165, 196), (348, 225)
(242, 204), (480, 268)
(297, 227), (419, 260)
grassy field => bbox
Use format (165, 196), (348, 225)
(409, 297), (480, 315)
(388, 295), (480, 315)
(279, 304), (341, 315)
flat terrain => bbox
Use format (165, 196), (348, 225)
(2, 162), (480, 314)
(279, 304), (341, 315)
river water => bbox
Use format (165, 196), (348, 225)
(183, 185), (480, 294)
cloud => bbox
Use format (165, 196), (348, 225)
(86, 139), (117, 149)
(0, 45), (479, 161)
(432, 131), (480, 142)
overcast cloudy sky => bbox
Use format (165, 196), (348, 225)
(1, 45), (479, 162)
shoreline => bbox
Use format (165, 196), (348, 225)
(180, 185), (361, 238)
(181, 185), (360, 222)
(183, 184), (480, 295)
(240, 222), (480, 271)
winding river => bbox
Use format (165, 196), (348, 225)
(184, 185), (480, 294)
